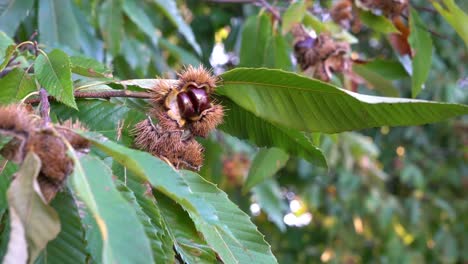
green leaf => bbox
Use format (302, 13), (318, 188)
(79, 132), (278, 264)
(0, 68), (36, 104)
(115, 180), (174, 264)
(352, 64), (400, 97)
(35, 49), (76, 108)
(0, 0), (35, 36)
(244, 148), (289, 192)
(152, 0), (201, 55)
(0, 160), (17, 218)
(240, 14), (272, 67)
(38, 0), (81, 50)
(35, 189), (88, 264)
(252, 179), (288, 232)
(70, 56), (113, 78)
(219, 97), (328, 167)
(181, 170), (278, 264)
(0, 32), (14, 60)
(357, 59), (408, 80)
(99, 0), (123, 56)
(432, 0), (468, 48)
(217, 68), (468, 133)
(159, 38), (200, 66)
(117, 171), (175, 263)
(122, 0), (158, 43)
(53, 99), (145, 145)
(156, 192), (217, 264)
(0, 45), (15, 72)
(408, 8), (433, 98)
(264, 34), (293, 71)
(282, 0), (306, 35)
(358, 10), (399, 34)
(69, 154), (154, 263)
(4, 152), (60, 263)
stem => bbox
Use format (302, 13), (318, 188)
(25, 90), (152, 104)
(256, 0), (281, 21)
(39, 88), (51, 124)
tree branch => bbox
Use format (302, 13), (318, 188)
(25, 90), (152, 104)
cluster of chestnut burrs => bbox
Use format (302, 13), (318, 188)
(133, 66), (224, 171)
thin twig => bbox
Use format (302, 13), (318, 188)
(256, 0), (281, 21)
(39, 88), (51, 124)
(25, 90), (152, 104)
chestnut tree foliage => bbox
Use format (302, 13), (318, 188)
(0, 0), (467, 263)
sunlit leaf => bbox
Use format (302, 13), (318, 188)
(432, 0), (468, 48)
(358, 10), (399, 34)
(69, 154), (154, 263)
(282, 0), (306, 35)
(218, 68), (468, 133)
(79, 132), (278, 264)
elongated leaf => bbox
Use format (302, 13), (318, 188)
(79, 132), (278, 264)
(38, 0), (81, 50)
(0, 0), (34, 36)
(5, 152), (60, 263)
(123, 0), (158, 43)
(69, 154), (154, 263)
(70, 56), (112, 78)
(244, 148), (289, 192)
(99, 0), (123, 56)
(156, 192), (217, 264)
(219, 97), (327, 167)
(181, 170), (278, 264)
(152, 0), (201, 55)
(116, 181), (174, 263)
(117, 170), (175, 263)
(217, 68), (468, 133)
(359, 10), (399, 34)
(35, 50), (76, 108)
(240, 14), (272, 67)
(264, 34), (293, 71)
(432, 0), (468, 48)
(0, 68), (36, 104)
(35, 189), (88, 264)
(409, 8), (433, 97)
(282, 0), (306, 35)
(353, 64), (400, 97)
(252, 179), (288, 232)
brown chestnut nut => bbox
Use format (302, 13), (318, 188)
(188, 88), (210, 114)
(177, 92), (197, 119)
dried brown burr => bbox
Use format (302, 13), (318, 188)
(133, 66), (224, 171)
(356, 0), (408, 18)
(292, 25), (351, 82)
(0, 105), (90, 202)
